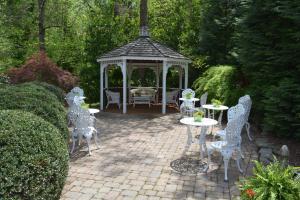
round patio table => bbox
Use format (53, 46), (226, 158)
(88, 108), (100, 115)
(180, 117), (217, 159)
(202, 104), (228, 126)
(179, 97), (199, 102)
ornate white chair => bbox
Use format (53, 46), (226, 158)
(206, 105), (245, 181)
(166, 90), (179, 107)
(238, 95), (252, 141)
(105, 90), (121, 109)
(71, 109), (99, 155)
(180, 89), (196, 116)
(65, 87), (85, 107)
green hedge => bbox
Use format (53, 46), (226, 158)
(0, 110), (69, 200)
(263, 78), (300, 138)
(192, 65), (244, 106)
(0, 83), (69, 140)
(33, 81), (66, 103)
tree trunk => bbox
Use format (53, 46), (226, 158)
(38, 0), (46, 51)
(140, 0), (149, 36)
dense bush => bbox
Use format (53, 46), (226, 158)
(192, 65), (244, 106)
(33, 81), (66, 103)
(263, 79), (300, 138)
(0, 83), (69, 140)
(0, 110), (69, 200)
(240, 159), (300, 200)
(6, 51), (78, 91)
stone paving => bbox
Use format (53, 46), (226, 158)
(61, 113), (258, 200)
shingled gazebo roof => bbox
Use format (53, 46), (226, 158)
(98, 36), (189, 61)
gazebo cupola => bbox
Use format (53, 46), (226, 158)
(97, 0), (191, 114)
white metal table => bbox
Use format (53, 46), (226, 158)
(180, 117), (218, 159)
(179, 97), (200, 102)
(88, 108), (100, 115)
(202, 104), (229, 126)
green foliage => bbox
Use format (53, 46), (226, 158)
(0, 83), (68, 140)
(240, 159), (300, 200)
(0, 110), (69, 200)
(237, 0), (300, 138)
(33, 81), (66, 103)
(198, 0), (241, 66)
(263, 79), (300, 138)
(193, 65), (243, 106)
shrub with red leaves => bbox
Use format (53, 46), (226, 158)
(6, 51), (78, 91)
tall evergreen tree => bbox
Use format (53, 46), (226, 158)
(237, 0), (300, 137)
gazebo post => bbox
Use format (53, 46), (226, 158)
(162, 61), (168, 114)
(121, 60), (127, 114)
(100, 63), (105, 111)
(184, 63), (188, 89)
(105, 67), (108, 89)
(179, 67), (182, 89)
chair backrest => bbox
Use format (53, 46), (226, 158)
(65, 87), (84, 106)
(200, 92), (208, 106)
(75, 109), (94, 129)
(106, 90), (120, 100)
(227, 103), (245, 122)
(225, 104), (245, 146)
(167, 90), (179, 100)
(71, 87), (84, 97)
(238, 95), (252, 123)
(182, 88), (195, 99)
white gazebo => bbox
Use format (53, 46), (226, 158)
(97, 35), (191, 114)
(97, 0), (191, 114)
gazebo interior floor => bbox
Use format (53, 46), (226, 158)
(104, 104), (179, 114)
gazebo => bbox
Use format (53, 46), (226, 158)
(97, 1), (191, 114)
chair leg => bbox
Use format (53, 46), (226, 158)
(70, 130), (76, 154)
(245, 122), (253, 141)
(94, 129), (100, 149)
(86, 136), (92, 156)
(236, 150), (243, 173)
(71, 137), (76, 154)
(205, 148), (212, 172)
(223, 157), (230, 181)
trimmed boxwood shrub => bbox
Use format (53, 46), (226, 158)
(0, 83), (69, 140)
(0, 110), (69, 200)
(192, 65), (244, 106)
(33, 81), (66, 103)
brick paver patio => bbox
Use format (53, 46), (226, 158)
(61, 113), (257, 200)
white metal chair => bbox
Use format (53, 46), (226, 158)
(166, 90), (179, 107)
(71, 109), (99, 155)
(105, 90), (121, 109)
(206, 104), (245, 181)
(238, 95), (252, 141)
(180, 89), (196, 117)
(182, 88), (195, 99)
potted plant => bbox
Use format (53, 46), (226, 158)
(81, 102), (89, 109)
(211, 99), (222, 107)
(185, 92), (192, 99)
(193, 110), (204, 122)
